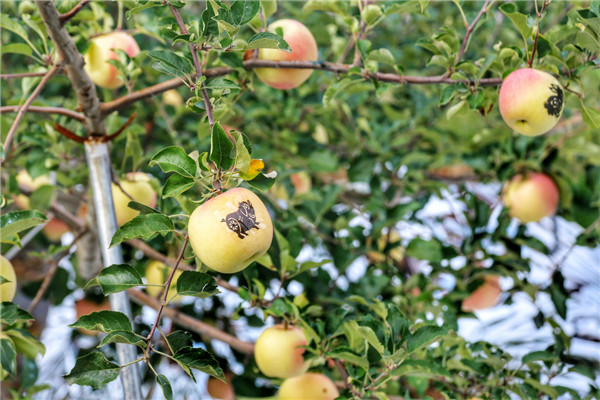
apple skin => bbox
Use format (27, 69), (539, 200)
(162, 89), (183, 107)
(278, 373), (340, 400)
(502, 172), (559, 223)
(254, 324), (308, 378)
(145, 260), (183, 303)
(499, 68), (564, 136)
(42, 218), (70, 242)
(461, 275), (501, 312)
(255, 19), (318, 90)
(188, 188), (273, 274)
(111, 172), (157, 226)
(0, 255), (17, 302)
(84, 32), (140, 89)
(14, 170), (51, 209)
(206, 372), (235, 400)
(290, 172), (311, 195)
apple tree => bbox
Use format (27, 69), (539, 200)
(1, 1), (599, 399)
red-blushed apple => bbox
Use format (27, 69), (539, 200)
(74, 298), (112, 336)
(255, 19), (318, 89)
(254, 324), (307, 378)
(278, 373), (340, 400)
(145, 260), (183, 303)
(14, 170), (51, 209)
(461, 275), (502, 312)
(502, 172), (559, 223)
(188, 188), (273, 274)
(0, 255), (17, 302)
(111, 172), (157, 226)
(42, 218), (70, 242)
(206, 372), (235, 400)
(84, 32), (140, 89)
(499, 68), (564, 136)
(290, 171), (311, 195)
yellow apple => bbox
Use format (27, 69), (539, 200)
(254, 324), (307, 378)
(461, 275), (501, 312)
(111, 172), (157, 226)
(206, 372), (235, 400)
(0, 255), (17, 302)
(14, 170), (51, 209)
(188, 188), (273, 274)
(145, 260), (183, 303)
(84, 31), (140, 89)
(278, 373), (340, 400)
(42, 217), (70, 242)
(162, 89), (183, 107)
(255, 19), (318, 89)
(499, 68), (564, 136)
(502, 172), (559, 223)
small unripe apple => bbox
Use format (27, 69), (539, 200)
(0, 255), (17, 302)
(145, 260), (183, 303)
(278, 373), (339, 400)
(499, 68), (564, 136)
(111, 172), (157, 226)
(254, 324), (307, 378)
(162, 89), (183, 107)
(461, 275), (501, 312)
(502, 172), (559, 223)
(206, 372), (235, 400)
(14, 170), (51, 209)
(84, 32), (140, 89)
(42, 218), (70, 242)
(255, 19), (318, 89)
(188, 188), (273, 274)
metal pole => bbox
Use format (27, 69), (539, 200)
(85, 140), (143, 400)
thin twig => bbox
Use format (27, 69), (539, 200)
(2, 63), (62, 156)
(529, 0), (550, 67)
(0, 105), (85, 121)
(456, 0), (493, 64)
(59, 0), (90, 25)
(0, 70), (63, 79)
(27, 229), (88, 313)
(166, 1), (214, 129)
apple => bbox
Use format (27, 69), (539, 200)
(111, 172), (157, 226)
(162, 89), (183, 107)
(498, 68), (564, 136)
(84, 32), (140, 89)
(502, 172), (559, 223)
(461, 275), (501, 312)
(74, 298), (112, 335)
(206, 372), (235, 400)
(14, 170), (51, 209)
(290, 172), (311, 195)
(278, 373), (340, 400)
(0, 255), (17, 302)
(254, 324), (307, 378)
(255, 19), (318, 89)
(145, 260), (183, 303)
(188, 188), (273, 274)
(42, 217), (70, 242)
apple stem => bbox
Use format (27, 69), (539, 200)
(529, 0), (550, 67)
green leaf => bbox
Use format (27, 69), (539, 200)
(98, 331), (147, 349)
(303, 0), (349, 15)
(206, 77), (241, 91)
(4, 329), (45, 359)
(550, 272), (568, 319)
(391, 359), (451, 378)
(367, 48), (396, 65)
(147, 50), (193, 78)
(150, 146), (197, 178)
(406, 238), (442, 263)
(327, 350), (369, 370)
(439, 85), (457, 106)
(126, 0), (161, 19)
(157, 375), (173, 400)
(0, 336), (16, 376)
(0, 302), (34, 325)
(162, 174), (195, 198)
(0, 43), (32, 57)
(0, 14), (40, 57)
(166, 331), (193, 354)
(407, 325), (450, 353)
(126, 200), (160, 215)
(245, 171), (277, 191)
(63, 352), (120, 390)
(29, 184), (56, 212)
(69, 311), (133, 333)
(0, 210), (47, 241)
(175, 271), (220, 298)
(231, 130), (251, 173)
(210, 122), (235, 170)
(499, 3), (533, 45)
(109, 213), (175, 248)
(358, 325), (385, 355)
(522, 350), (556, 364)
(247, 32), (291, 52)
(230, 0), (261, 25)
(173, 346), (224, 380)
(88, 264), (144, 295)
(580, 99), (600, 129)
(523, 378), (559, 398)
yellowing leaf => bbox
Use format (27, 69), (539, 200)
(239, 159), (264, 180)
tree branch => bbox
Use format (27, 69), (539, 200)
(2, 63), (61, 156)
(455, 0), (493, 64)
(0, 70), (63, 79)
(0, 105), (85, 121)
(59, 0), (90, 25)
(129, 288), (254, 355)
